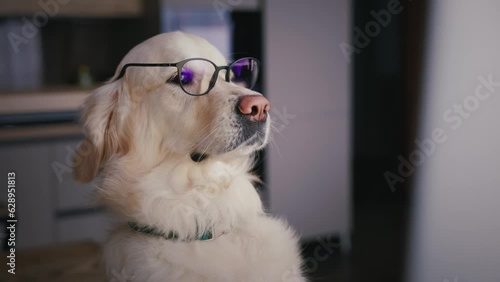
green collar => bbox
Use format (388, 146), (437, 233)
(128, 222), (214, 241)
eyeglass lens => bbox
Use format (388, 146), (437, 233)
(179, 58), (259, 95)
(229, 58), (259, 90)
(180, 60), (216, 95)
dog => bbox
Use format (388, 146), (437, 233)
(74, 31), (305, 282)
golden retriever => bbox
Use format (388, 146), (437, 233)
(74, 31), (305, 282)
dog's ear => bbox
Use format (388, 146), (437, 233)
(73, 81), (130, 183)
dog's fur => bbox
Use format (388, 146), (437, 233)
(74, 31), (305, 282)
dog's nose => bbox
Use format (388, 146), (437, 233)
(237, 95), (270, 122)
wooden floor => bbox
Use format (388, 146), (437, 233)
(0, 241), (106, 282)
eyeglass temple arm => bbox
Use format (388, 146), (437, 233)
(115, 63), (178, 80)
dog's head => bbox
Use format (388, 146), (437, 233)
(74, 32), (270, 183)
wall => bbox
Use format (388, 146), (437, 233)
(264, 0), (351, 240)
(407, 0), (500, 281)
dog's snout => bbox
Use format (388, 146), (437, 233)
(237, 95), (270, 122)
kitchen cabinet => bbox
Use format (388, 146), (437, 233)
(0, 133), (110, 250)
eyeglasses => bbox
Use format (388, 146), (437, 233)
(115, 57), (260, 96)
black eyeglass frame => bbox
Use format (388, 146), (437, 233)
(114, 57), (260, 96)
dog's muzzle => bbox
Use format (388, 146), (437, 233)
(228, 94), (271, 151)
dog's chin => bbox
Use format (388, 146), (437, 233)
(230, 132), (268, 155)
(232, 116), (272, 153)
(191, 129), (269, 162)
(243, 131), (269, 149)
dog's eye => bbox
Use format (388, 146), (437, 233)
(168, 74), (181, 84)
(167, 70), (194, 85)
(179, 69), (194, 85)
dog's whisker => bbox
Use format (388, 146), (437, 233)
(197, 125), (224, 158)
(191, 119), (220, 147)
(193, 123), (224, 155)
(269, 122), (286, 137)
(190, 117), (222, 145)
(267, 135), (282, 157)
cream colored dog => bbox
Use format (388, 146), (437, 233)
(74, 31), (305, 282)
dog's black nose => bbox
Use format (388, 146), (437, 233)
(237, 95), (270, 122)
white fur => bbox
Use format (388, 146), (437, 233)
(74, 31), (305, 282)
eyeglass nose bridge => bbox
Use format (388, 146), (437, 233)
(208, 66), (231, 91)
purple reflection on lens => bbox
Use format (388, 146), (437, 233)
(180, 68), (194, 84)
(232, 64), (243, 77)
(232, 60), (250, 77)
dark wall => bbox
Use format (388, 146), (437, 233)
(351, 0), (426, 281)
(353, 0), (404, 163)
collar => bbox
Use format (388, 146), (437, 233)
(128, 222), (216, 241)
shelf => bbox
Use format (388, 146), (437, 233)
(0, 86), (91, 115)
(0, 122), (82, 143)
(0, 0), (143, 18)
(162, 0), (259, 10)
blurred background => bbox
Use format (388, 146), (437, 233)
(0, 0), (499, 281)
